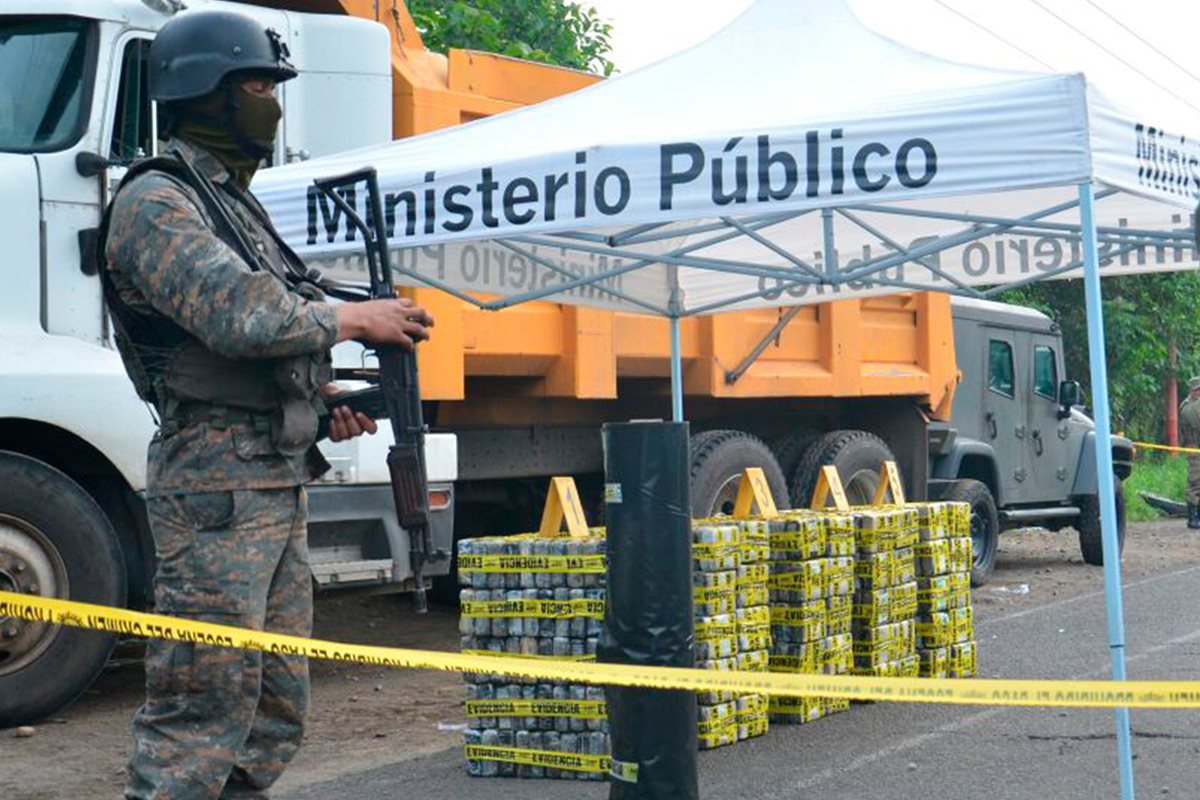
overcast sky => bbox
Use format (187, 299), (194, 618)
(588, 0), (1200, 129)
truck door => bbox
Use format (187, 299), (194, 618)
(1024, 335), (1072, 503)
(982, 328), (1029, 503)
(18, 16), (105, 343)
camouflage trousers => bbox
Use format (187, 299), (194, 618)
(1188, 457), (1200, 506)
(127, 487), (312, 800)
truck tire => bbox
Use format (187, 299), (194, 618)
(0, 452), (127, 727)
(942, 478), (999, 587)
(689, 430), (789, 518)
(1076, 479), (1126, 567)
(790, 430), (896, 508)
(768, 430), (818, 506)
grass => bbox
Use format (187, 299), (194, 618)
(1125, 453), (1188, 522)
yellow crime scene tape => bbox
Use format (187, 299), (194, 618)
(1132, 441), (1200, 456)
(6, 589), (1200, 710)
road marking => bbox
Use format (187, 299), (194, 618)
(775, 566), (1200, 793)
(976, 562), (1200, 629)
(778, 710), (1009, 794)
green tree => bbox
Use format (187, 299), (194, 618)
(408, 0), (615, 76)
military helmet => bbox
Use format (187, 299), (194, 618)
(149, 10), (298, 103)
(1188, 376), (1200, 392)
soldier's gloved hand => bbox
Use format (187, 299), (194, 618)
(335, 297), (434, 351)
(320, 383), (379, 442)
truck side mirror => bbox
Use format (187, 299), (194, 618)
(1058, 380), (1080, 417)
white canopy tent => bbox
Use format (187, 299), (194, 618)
(253, 1), (1200, 795)
(257, 0), (1196, 317)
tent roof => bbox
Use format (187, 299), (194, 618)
(290, 0), (1071, 162)
(255, 0), (1197, 316)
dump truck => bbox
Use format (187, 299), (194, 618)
(0, 0), (1130, 728)
(420, 289), (1131, 594)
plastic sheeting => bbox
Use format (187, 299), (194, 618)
(598, 421), (698, 799)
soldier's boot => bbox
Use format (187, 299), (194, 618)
(1189, 505), (1200, 530)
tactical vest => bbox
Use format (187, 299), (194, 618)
(98, 150), (332, 455)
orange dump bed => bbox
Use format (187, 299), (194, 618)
(414, 291), (957, 421)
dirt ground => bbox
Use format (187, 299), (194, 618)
(2, 518), (1196, 800)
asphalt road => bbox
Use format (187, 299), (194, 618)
(282, 563), (1200, 800)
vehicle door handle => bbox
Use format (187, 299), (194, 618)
(986, 412), (997, 440)
(1032, 429), (1043, 455)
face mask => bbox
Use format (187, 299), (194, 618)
(175, 85), (281, 189)
(232, 86), (282, 158)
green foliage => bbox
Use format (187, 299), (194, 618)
(407, 0), (615, 76)
(999, 270), (1200, 443)
(1125, 453), (1187, 522)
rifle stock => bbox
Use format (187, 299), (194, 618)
(313, 168), (433, 612)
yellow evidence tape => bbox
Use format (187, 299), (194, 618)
(464, 745), (609, 773)
(459, 598), (604, 619)
(464, 699), (607, 719)
(5, 590), (1200, 710)
(456, 554), (606, 574)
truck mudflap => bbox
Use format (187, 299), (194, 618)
(1071, 432), (1134, 496)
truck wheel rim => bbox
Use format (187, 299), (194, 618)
(970, 507), (988, 566)
(0, 514), (68, 677)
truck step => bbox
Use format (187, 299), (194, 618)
(311, 558), (394, 586)
(999, 506), (1080, 523)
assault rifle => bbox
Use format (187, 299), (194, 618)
(312, 168), (433, 613)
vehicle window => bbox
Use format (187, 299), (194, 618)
(988, 339), (1014, 397)
(109, 38), (153, 161)
(0, 17), (97, 153)
(1034, 345), (1057, 399)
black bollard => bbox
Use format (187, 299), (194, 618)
(598, 421), (699, 800)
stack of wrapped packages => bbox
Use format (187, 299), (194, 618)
(734, 520), (771, 741)
(692, 520), (742, 750)
(851, 507), (919, 680)
(913, 502), (978, 679)
(766, 512), (854, 723)
(453, 490), (979, 780)
(822, 513), (856, 717)
(457, 532), (610, 780)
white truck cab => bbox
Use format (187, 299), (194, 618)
(0, 0), (456, 726)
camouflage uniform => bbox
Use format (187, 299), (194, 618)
(105, 139), (337, 800)
(1180, 383), (1200, 510)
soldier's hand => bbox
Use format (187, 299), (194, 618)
(321, 383), (379, 442)
(336, 297), (434, 351)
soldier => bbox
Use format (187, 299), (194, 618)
(99, 10), (433, 799)
(1181, 378), (1200, 529)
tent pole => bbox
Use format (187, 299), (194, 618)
(1078, 182), (1136, 800)
(821, 208), (837, 279)
(670, 313), (684, 422)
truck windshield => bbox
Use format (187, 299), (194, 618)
(0, 17), (96, 153)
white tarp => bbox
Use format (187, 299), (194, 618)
(252, 0), (1199, 314)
